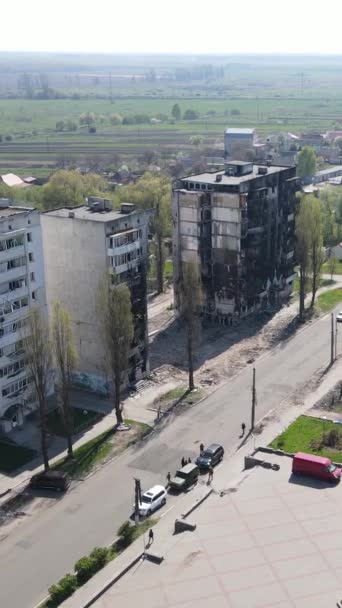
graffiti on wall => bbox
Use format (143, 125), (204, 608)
(71, 371), (110, 396)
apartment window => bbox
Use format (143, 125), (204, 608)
(28, 220), (31, 225)
(8, 225), (12, 230)
(27, 233), (32, 243)
(32, 291), (36, 300)
(28, 252), (34, 262)
(30, 272), (35, 282)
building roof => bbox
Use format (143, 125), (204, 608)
(225, 128), (255, 135)
(43, 205), (151, 223)
(0, 173), (26, 188)
(315, 166), (342, 177)
(178, 163), (292, 187)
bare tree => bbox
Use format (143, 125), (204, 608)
(52, 301), (77, 459)
(327, 254), (338, 281)
(97, 275), (134, 425)
(179, 261), (202, 391)
(23, 309), (53, 470)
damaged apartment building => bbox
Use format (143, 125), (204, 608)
(41, 198), (153, 394)
(172, 161), (300, 323)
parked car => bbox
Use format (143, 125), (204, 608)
(196, 443), (224, 470)
(337, 311), (342, 323)
(169, 463), (199, 492)
(134, 485), (167, 517)
(292, 452), (341, 483)
(29, 470), (70, 492)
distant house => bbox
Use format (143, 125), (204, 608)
(331, 243), (342, 261)
(224, 128), (255, 158)
(0, 173), (30, 188)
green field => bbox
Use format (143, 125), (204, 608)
(2, 53), (342, 174)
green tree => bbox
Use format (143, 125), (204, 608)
(171, 103), (181, 121)
(52, 302), (78, 459)
(179, 262), (202, 391)
(297, 146), (317, 180)
(189, 135), (204, 146)
(183, 109), (200, 120)
(23, 309), (53, 470)
(41, 170), (106, 210)
(79, 112), (96, 128)
(296, 197), (312, 320)
(307, 195), (324, 308)
(97, 276), (134, 425)
(56, 120), (65, 132)
(110, 113), (123, 125)
(327, 255), (339, 281)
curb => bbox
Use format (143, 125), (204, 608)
(81, 552), (144, 608)
(181, 488), (214, 519)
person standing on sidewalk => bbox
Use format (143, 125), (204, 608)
(241, 422), (246, 436)
(148, 528), (154, 545)
(200, 443), (204, 453)
(166, 471), (171, 486)
(208, 465), (214, 484)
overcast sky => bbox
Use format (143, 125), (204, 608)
(2, 0), (342, 54)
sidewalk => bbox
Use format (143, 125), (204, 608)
(61, 357), (342, 608)
(0, 380), (181, 506)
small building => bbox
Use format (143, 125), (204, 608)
(331, 243), (342, 261)
(172, 161), (299, 323)
(41, 199), (153, 394)
(313, 166), (342, 184)
(0, 173), (30, 189)
(0, 200), (47, 432)
(224, 128), (255, 158)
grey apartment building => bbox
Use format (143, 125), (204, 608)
(42, 199), (153, 394)
(172, 161), (300, 324)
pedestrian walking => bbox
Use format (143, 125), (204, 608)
(148, 528), (154, 545)
(208, 465), (214, 484)
(188, 457), (192, 464)
(200, 443), (204, 453)
(166, 471), (171, 485)
(181, 456), (186, 467)
(241, 422), (246, 436)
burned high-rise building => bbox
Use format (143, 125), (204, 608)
(172, 161), (299, 323)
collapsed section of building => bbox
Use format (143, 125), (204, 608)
(172, 161), (300, 323)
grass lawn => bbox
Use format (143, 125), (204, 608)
(54, 419), (151, 478)
(269, 415), (342, 463)
(47, 407), (102, 437)
(158, 386), (205, 407)
(316, 287), (342, 313)
(322, 261), (342, 275)
(293, 275), (335, 295)
(0, 440), (36, 473)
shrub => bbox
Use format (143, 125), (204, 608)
(74, 556), (94, 585)
(5, 135), (12, 141)
(89, 126), (96, 133)
(183, 109), (199, 120)
(117, 520), (135, 548)
(323, 428), (341, 448)
(231, 108), (240, 115)
(48, 573), (77, 606)
(89, 546), (108, 570)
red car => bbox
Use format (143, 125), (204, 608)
(292, 452), (341, 483)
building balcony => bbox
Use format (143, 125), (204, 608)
(107, 240), (142, 257)
(0, 245), (25, 262)
(0, 265), (27, 284)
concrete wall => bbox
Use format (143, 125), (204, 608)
(41, 215), (108, 380)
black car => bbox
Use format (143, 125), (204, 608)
(196, 443), (224, 470)
(29, 470), (70, 492)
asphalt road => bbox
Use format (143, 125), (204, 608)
(1, 306), (341, 608)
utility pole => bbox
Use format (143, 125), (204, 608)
(251, 367), (256, 431)
(134, 477), (142, 525)
(331, 313), (335, 366)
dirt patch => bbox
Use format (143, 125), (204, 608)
(149, 295), (318, 390)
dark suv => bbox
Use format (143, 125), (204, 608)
(196, 443), (224, 470)
(29, 470), (70, 492)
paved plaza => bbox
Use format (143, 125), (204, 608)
(92, 453), (342, 608)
